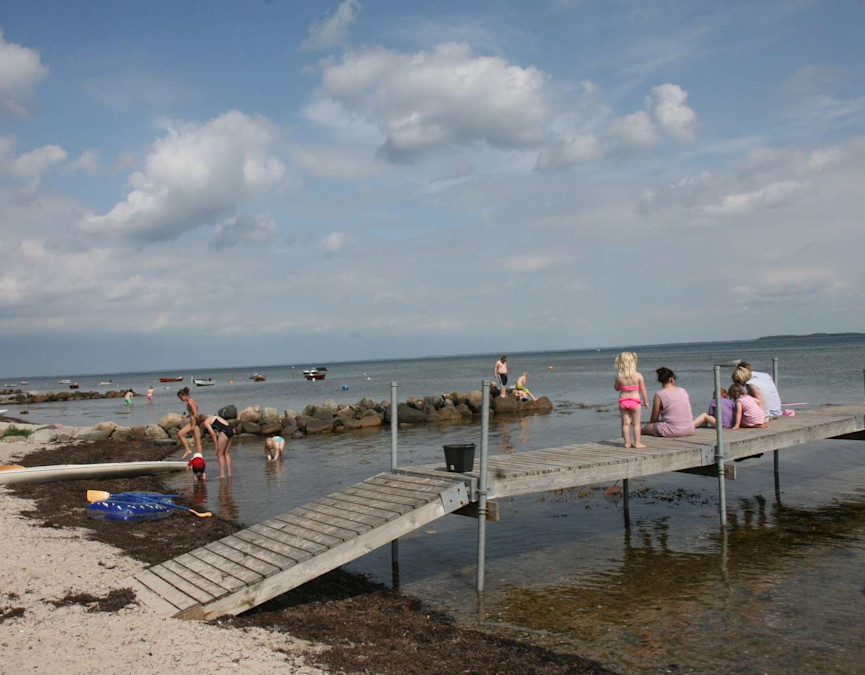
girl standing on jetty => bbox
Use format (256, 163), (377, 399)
(201, 414), (235, 479)
(177, 387), (203, 458)
(641, 367), (695, 438)
(613, 352), (649, 448)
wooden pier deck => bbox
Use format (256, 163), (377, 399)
(130, 405), (864, 619)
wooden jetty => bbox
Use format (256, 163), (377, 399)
(129, 403), (865, 620)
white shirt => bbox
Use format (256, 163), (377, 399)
(747, 371), (782, 417)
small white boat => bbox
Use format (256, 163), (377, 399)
(57, 379), (72, 385)
(98, 380), (113, 386)
(192, 377), (216, 387)
(0, 461), (188, 486)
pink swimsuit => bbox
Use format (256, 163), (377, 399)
(618, 385), (642, 411)
(738, 394), (766, 427)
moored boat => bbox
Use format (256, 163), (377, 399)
(98, 380), (113, 385)
(303, 367), (327, 381)
(57, 379), (71, 384)
(192, 377), (215, 387)
(159, 376), (184, 382)
(69, 383), (80, 389)
(250, 373), (266, 382)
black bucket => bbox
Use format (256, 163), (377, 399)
(443, 443), (476, 472)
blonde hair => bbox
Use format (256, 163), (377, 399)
(615, 351), (637, 378)
(732, 365), (752, 385)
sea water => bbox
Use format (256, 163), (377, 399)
(7, 335), (865, 672)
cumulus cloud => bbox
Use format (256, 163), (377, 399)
(0, 136), (67, 191)
(0, 29), (48, 117)
(300, 0), (361, 51)
(646, 84), (697, 144)
(65, 149), (100, 174)
(309, 42), (552, 162)
(81, 111), (285, 242)
(211, 213), (278, 250)
(704, 180), (808, 215)
(609, 111), (659, 150)
(535, 134), (603, 171)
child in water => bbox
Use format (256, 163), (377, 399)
(729, 383), (768, 429)
(614, 352), (649, 448)
(264, 435), (285, 461)
(187, 452), (206, 483)
(693, 388), (736, 429)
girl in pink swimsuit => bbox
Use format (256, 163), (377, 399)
(614, 352), (649, 448)
(729, 383), (768, 429)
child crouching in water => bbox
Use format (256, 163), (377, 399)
(187, 452), (206, 483)
(614, 351), (649, 448)
(264, 435), (285, 461)
(694, 388), (735, 429)
(729, 383), (768, 429)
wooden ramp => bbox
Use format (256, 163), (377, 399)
(129, 472), (469, 619)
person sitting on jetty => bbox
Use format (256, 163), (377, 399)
(177, 387), (203, 458)
(515, 372), (537, 401)
(186, 452), (206, 483)
(264, 435), (285, 461)
(614, 351), (649, 448)
(200, 414), (235, 479)
(729, 383), (768, 429)
(733, 361), (782, 418)
(641, 367), (695, 438)
(494, 356), (508, 398)
(693, 388), (735, 429)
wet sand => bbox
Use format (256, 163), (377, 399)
(0, 435), (609, 674)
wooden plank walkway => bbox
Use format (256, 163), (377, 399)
(129, 472), (470, 619)
(130, 405), (864, 619)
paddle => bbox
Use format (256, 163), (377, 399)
(86, 490), (212, 518)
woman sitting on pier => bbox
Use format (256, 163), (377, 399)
(641, 367), (695, 438)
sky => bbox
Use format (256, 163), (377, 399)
(0, 0), (864, 376)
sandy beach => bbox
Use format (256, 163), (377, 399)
(0, 435), (322, 674)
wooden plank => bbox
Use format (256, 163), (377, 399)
(162, 559), (231, 600)
(395, 467), (478, 492)
(134, 569), (198, 611)
(363, 477), (444, 500)
(233, 529), (313, 563)
(178, 498), (449, 620)
(319, 495), (402, 521)
(363, 474), (448, 495)
(344, 485), (428, 508)
(268, 514), (346, 546)
(276, 512), (357, 542)
(128, 578), (181, 616)
(309, 499), (389, 528)
(218, 534), (297, 569)
(249, 523), (328, 555)
(327, 490), (413, 516)
(174, 553), (246, 593)
(294, 505), (372, 536)
(203, 541), (278, 579)
(375, 472), (460, 489)
(150, 563), (217, 605)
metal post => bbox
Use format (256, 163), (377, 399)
(622, 478), (631, 530)
(714, 365), (727, 527)
(390, 382), (399, 587)
(477, 380), (491, 594)
(772, 358), (779, 495)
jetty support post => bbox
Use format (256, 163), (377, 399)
(714, 365), (727, 527)
(772, 358), (780, 498)
(477, 380), (491, 594)
(622, 478), (631, 530)
(390, 382), (399, 587)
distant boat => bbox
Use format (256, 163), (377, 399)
(192, 377), (215, 387)
(250, 373), (266, 382)
(69, 383), (80, 389)
(158, 376), (184, 383)
(98, 380), (113, 386)
(57, 379), (72, 385)
(303, 367), (327, 381)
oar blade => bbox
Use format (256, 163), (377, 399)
(87, 489), (112, 502)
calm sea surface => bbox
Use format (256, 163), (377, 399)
(7, 336), (865, 672)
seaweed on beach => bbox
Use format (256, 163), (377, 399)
(0, 606), (26, 624)
(47, 588), (136, 613)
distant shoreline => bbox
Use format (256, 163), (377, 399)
(757, 332), (865, 341)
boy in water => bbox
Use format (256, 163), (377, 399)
(187, 452), (206, 483)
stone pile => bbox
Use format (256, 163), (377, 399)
(1, 389), (553, 445)
(0, 389), (134, 405)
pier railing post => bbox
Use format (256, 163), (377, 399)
(772, 358), (780, 497)
(390, 382), (399, 587)
(714, 365), (727, 527)
(477, 380), (490, 594)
